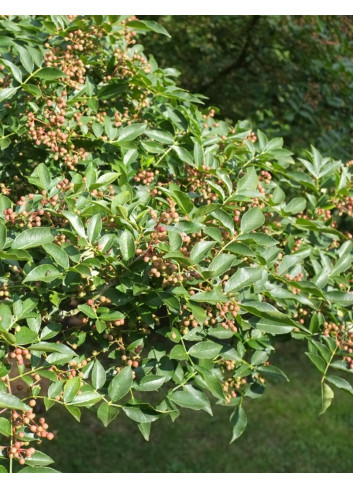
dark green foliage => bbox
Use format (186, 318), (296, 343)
(142, 15), (353, 159)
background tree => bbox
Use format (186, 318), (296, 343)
(141, 15), (353, 160)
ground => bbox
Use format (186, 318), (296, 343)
(42, 340), (353, 473)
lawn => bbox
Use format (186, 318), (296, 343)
(42, 340), (353, 473)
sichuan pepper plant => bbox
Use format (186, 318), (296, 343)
(0, 15), (353, 473)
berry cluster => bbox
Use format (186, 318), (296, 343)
(8, 348), (31, 367)
(0, 283), (10, 299)
(222, 376), (247, 404)
(259, 170), (272, 184)
(336, 195), (353, 217)
(317, 208), (332, 222)
(0, 182), (10, 195)
(133, 169), (155, 185)
(1, 409), (54, 466)
(185, 165), (219, 205)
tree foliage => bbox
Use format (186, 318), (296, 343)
(0, 15), (352, 473)
(142, 15), (353, 160)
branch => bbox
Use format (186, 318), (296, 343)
(199, 15), (261, 93)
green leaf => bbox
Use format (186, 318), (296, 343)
(134, 375), (165, 392)
(207, 326), (234, 339)
(320, 382), (334, 415)
(252, 318), (293, 335)
(62, 211), (87, 239)
(230, 405), (247, 443)
(70, 391), (103, 407)
(122, 404), (162, 423)
(271, 186), (286, 204)
(116, 123), (147, 142)
(92, 360), (106, 390)
(225, 267), (264, 293)
(326, 375), (353, 395)
(65, 405), (81, 422)
(45, 352), (75, 365)
(27, 46), (43, 67)
(29, 342), (74, 355)
(189, 241), (215, 264)
(98, 311), (124, 321)
(172, 190), (193, 215)
(173, 146), (194, 165)
(194, 366), (225, 400)
(278, 248), (311, 275)
(0, 86), (18, 102)
(240, 301), (297, 327)
(206, 254), (235, 278)
(120, 230), (135, 261)
(126, 19), (171, 37)
(87, 214), (102, 244)
(108, 366), (133, 402)
(138, 422), (151, 441)
(168, 385), (212, 415)
(191, 288), (228, 304)
(11, 227), (54, 249)
(3, 59), (22, 83)
(237, 168), (258, 194)
(15, 44), (34, 73)
(331, 253), (352, 276)
(25, 450), (54, 467)
(23, 264), (61, 283)
(325, 291), (353, 307)
(170, 344), (188, 361)
(48, 380), (64, 399)
(40, 322), (61, 340)
(188, 340), (222, 359)
(0, 221), (6, 249)
(93, 172), (120, 188)
(34, 67), (66, 80)
(240, 207), (265, 233)
(15, 327), (38, 345)
(36, 163), (51, 190)
(63, 377), (81, 404)
(98, 81), (128, 100)
(211, 209), (234, 233)
(0, 249), (31, 261)
(193, 140), (203, 166)
(257, 365), (289, 382)
(0, 304), (12, 330)
(97, 403), (119, 427)
(285, 197), (306, 215)
(42, 243), (69, 269)
(77, 304), (97, 319)
(168, 230), (182, 251)
(18, 467), (60, 473)
(305, 352), (326, 373)
(189, 302), (207, 324)
(0, 195), (12, 218)
(144, 129), (174, 144)
(0, 417), (11, 436)
(0, 392), (29, 410)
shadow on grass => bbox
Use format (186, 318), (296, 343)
(42, 340), (353, 473)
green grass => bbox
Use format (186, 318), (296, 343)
(41, 341), (353, 473)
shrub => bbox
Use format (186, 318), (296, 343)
(0, 15), (352, 473)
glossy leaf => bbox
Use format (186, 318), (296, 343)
(108, 366), (133, 402)
(230, 405), (247, 443)
(92, 360), (106, 390)
(11, 227), (54, 249)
